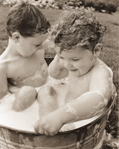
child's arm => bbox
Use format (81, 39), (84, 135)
(34, 66), (113, 136)
(0, 64), (8, 99)
(48, 55), (68, 79)
(55, 66), (113, 124)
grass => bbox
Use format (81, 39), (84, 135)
(0, 7), (119, 50)
(0, 6), (119, 85)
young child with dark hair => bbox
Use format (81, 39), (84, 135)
(34, 8), (115, 136)
(0, 1), (50, 99)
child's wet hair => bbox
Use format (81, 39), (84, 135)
(49, 8), (106, 53)
(6, 1), (50, 37)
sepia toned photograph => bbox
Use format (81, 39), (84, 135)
(0, 0), (119, 148)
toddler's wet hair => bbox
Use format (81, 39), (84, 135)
(49, 8), (106, 53)
(6, 1), (50, 37)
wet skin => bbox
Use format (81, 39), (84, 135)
(0, 33), (48, 98)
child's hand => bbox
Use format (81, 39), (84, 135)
(12, 86), (37, 112)
(34, 112), (63, 136)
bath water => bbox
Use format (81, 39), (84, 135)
(0, 77), (101, 133)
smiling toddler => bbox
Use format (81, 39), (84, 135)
(34, 8), (115, 136)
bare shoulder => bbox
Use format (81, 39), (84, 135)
(0, 55), (16, 79)
(0, 60), (9, 98)
(91, 59), (112, 79)
(89, 59), (114, 101)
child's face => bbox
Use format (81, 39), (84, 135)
(17, 33), (47, 57)
(55, 45), (97, 77)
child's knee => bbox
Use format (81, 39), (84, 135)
(37, 85), (58, 112)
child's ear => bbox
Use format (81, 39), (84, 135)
(12, 32), (20, 43)
(93, 43), (102, 58)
